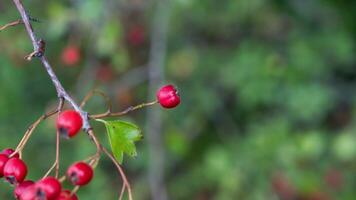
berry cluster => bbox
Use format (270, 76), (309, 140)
(0, 108), (91, 200)
(0, 147), (93, 200)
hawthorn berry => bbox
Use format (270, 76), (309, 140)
(56, 190), (78, 200)
(0, 154), (9, 177)
(67, 162), (93, 186)
(36, 177), (62, 200)
(61, 45), (81, 66)
(57, 110), (83, 138)
(157, 85), (181, 108)
(14, 180), (34, 199)
(1, 148), (19, 158)
(3, 158), (27, 184)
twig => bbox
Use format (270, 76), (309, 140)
(102, 147), (133, 200)
(0, 19), (22, 31)
(119, 184), (126, 200)
(14, 108), (60, 156)
(86, 129), (102, 167)
(90, 100), (157, 119)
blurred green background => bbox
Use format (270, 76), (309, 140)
(1, 0), (356, 199)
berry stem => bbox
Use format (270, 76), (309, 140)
(14, 107), (60, 156)
(71, 186), (80, 196)
(102, 147), (133, 200)
(43, 130), (61, 178)
(90, 100), (158, 119)
(0, 19), (23, 31)
(119, 184), (126, 200)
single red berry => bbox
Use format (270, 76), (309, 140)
(128, 25), (145, 46)
(0, 154), (10, 177)
(55, 190), (78, 200)
(36, 177), (62, 200)
(157, 85), (181, 108)
(1, 148), (19, 158)
(3, 158), (27, 184)
(61, 45), (81, 66)
(14, 180), (34, 199)
(67, 162), (93, 186)
(56, 110), (83, 138)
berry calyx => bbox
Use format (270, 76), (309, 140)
(3, 158), (27, 184)
(56, 190), (78, 200)
(36, 177), (62, 200)
(156, 85), (181, 109)
(67, 162), (93, 186)
(14, 180), (34, 199)
(0, 154), (10, 178)
(61, 45), (81, 66)
(56, 110), (83, 138)
(1, 148), (19, 158)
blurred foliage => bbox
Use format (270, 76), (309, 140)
(1, 0), (356, 199)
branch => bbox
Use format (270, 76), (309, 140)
(11, 0), (91, 131)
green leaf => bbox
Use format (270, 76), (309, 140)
(97, 119), (143, 164)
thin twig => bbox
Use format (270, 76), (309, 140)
(13, 108), (59, 156)
(0, 19), (22, 31)
(119, 184), (126, 200)
(90, 100), (158, 119)
(71, 186), (80, 196)
(102, 147), (133, 200)
(55, 129), (60, 178)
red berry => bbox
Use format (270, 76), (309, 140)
(157, 85), (181, 108)
(3, 158), (27, 184)
(56, 190), (78, 200)
(56, 110), (83, 138)
(14, 180), (34, 199)
(67, 162), (93, 186)
(36, 177), (62, 200)
(61, 45), (81, 66)
(0, 154), (9, 177)
(128, 25), (145, 46)
(1, 148), (19, 158)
